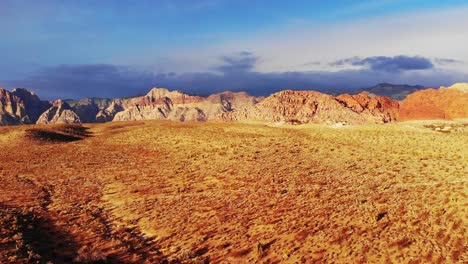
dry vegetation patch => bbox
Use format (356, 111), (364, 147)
(0, 120), (466, 263)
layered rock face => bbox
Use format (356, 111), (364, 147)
(96, 101), (124, 122)
(399, 83), (468, 120)
(113, 88), (203, 121)
(335, 93), (399, 123)
(0, 88), (28, 125)
(1, 83), (467, 126)
(207, 91), (263, 110)
(12, 88), (51, 122)
(231, 90), (399, 124)
(112, 88), (259, 122)
(65, 89), (261, 123)
(66, 98), (113, 123)
(0, 86), (400, 126)
(36, 100), (81, 124)
(0, 88), (51, 125)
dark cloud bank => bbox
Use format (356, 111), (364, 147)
(330, 55), (434, 72)
(1, 53), (466, 99)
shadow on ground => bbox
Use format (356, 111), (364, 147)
(26, 124), (92, 143)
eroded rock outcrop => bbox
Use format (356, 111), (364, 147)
(4, 83), (466, 126)
(207, 91), (263, 120)
(0, 87), (50, 125)
(66, 98), (113, 123)
(0, 88), (28, 125)
(230, 90), (399, 124)
(111, 88), (399, 124)
(36, 100), (81, 124)
(113, 88), (238, 122)
(96, 101), (124, 122)
(399, 84), (468, 120)
(12, 88), (51, 123)
(335, 93), (399, 123)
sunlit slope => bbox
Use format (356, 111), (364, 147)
(0, 121), (466, 263)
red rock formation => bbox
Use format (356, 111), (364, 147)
(36, 100), (81, 124)
(0, 88), (27, 125)
(96, 101), (124, 122)
(112, 88), (400, 124)
(0, 87), (51, 125)
(144, 88), (204, 105)
(114, 88), (226, 122)
(12, 88), (51, 122)
(231, 90), (399, 124)
(399, 85), (468, 120)
(11, 84), (468, 126)
(335, 92), (399, 123)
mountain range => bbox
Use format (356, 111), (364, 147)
(0, 83), (466, 126)
(358, 83), (426, 101)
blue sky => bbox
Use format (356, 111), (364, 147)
(1, 0), (468, 98)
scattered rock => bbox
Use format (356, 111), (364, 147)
(424, 123), (466, 133)
(376, 212), (388, 222)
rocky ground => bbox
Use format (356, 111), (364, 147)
(0, 121), (466, 263)
(423, 123), (466, 133)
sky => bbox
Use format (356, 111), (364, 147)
(1, 0), (468, 99)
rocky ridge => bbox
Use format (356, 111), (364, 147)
(0, 88), (28, 125)
(1, 83), (467, 126)
(0, 88), (51, 125)
(399, 83), (468, 120)
(36, 100), (81, 125)
(229, 90), (399, 124)
(113, 89), (263, 122)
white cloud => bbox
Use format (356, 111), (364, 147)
(167, 5), (468, 75)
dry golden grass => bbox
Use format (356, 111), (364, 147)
(0, 120), (466, 263)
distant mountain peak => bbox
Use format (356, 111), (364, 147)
(359, 83), (426, 101)
(12, 87), (37, 96)
(374, 83), (424, 88)
(146, 87), (171, 96)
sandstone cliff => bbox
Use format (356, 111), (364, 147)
(230, 90), (399, 124)
(12, 88), (51, 122)
(2, 83), (467, 126)
(36, 100), (81, 124)
(96, 101), (124, 122)
(399, 83), (468, 120)
(0, 87), (51, 125)
(335, 93), (399, 123)
(66, 98), (113, 123)
(112, 88), (255, 122)
(89, 88), (400, 124)
(0, 88), (28, 125)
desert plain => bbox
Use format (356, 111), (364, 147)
(0, 120), (466, 263)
